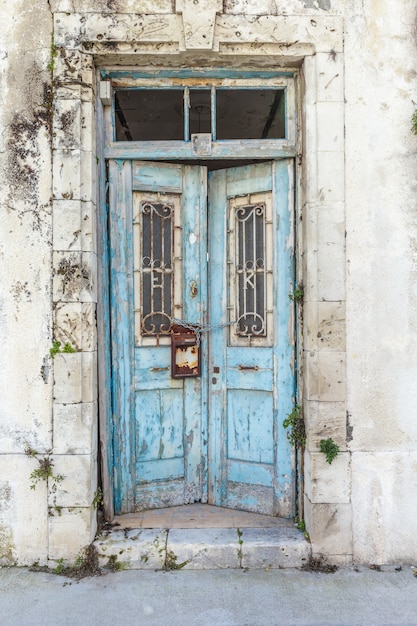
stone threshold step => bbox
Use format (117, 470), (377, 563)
(94, 525), (310, 570)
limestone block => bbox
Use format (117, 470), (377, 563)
(302, 255), (318, 305)
(48, 453), (97, 508)
(53, 352), (82, 403)
(316, 150), (345, 204)
(81, 201), (96, 254)
(304, 400), (347, 449)
(53, 251), (95, 302)
(305, 349), (346, 402)
(80, 150), (97, 203)
(53, 47), (94, 87)
(305, 300), (345, 352)
(302, 105), (318, 202)
(50, 0), (173, 12)
(53, 402), (97, 455)
(48, 506), (97, 562)
(304, 497), (352, 557)
(53, 99), (81, 150)
(224, 0), (339, 15)
(317, 102), (344, 152)
(316, 52), (344, 103)
(94, 529), (167, 570)
(81, 101), (95, 154)
(317, 203), (345, 247)
(0, 455), (48, 566)
(303, 349), (318, 400)
(302, 55), (317, 106)
(239, 527), (310, 569)
(301, 204), (318, 303)
(304, 449), (350, 504)
(351, 451), (417, 564)
(317, 352), (346, 402)
(53, 200), (82, 251)
(54, 13), (182, 47)
(55, 84), (82, 101)
(177, 0), (222, 50)
(168, 528), (240, 569)
(214, 15), (343, 53)
(317, 243), (345, 302)
(82, 350), (98, 403)
(54, 302), (96, 351)
(53, 351), (97, 403)
(53, 149), (81, 201)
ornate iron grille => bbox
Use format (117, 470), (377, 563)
(234, 203), (266, 337)
(141, 201), (174, 336)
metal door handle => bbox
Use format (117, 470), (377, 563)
(238, 365), (259, 371)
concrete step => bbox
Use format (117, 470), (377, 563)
(94, 523), (310, 571)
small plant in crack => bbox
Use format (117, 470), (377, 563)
(163, 549), (189, 571)
(50, 340), (76, 358)
(237, 528), (244, 568)
(106, 554), (126, 572)
(283, 405), (306, 448)
(295, 518), (310, 541)
(25, 447), (64, 490)
(92, 487), (104, 510)
(289, 283), (304, 303)
(319, 437), (340, 464)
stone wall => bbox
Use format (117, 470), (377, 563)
(0, 0), (416, 565)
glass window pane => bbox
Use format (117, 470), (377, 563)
(216, 89), (286, 140)
(234, 203), (267, 337)
(189, 89), (211, 135)
(141, 201), (174, 336)
(115, 89), (184, 141)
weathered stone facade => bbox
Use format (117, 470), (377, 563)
(1, 0), (417, 566)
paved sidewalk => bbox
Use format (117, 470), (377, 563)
(1, 566), (417, 626)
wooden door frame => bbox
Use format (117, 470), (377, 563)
(99, 70), (299, 517)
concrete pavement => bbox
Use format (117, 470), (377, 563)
(1, 565), (417, 625)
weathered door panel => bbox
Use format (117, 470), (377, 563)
(110, 159), (294, 517)
(208, 161), (295, 517)
(110, 160), (207, 513)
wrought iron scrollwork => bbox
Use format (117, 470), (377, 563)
(234, 203), (267, 337)
(140, 201), (174, 336)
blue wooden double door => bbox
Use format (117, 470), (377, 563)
(109, 158), (295, 516)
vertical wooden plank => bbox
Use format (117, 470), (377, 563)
(182, 166), (208, 501)
(97, 95), (114, 520)
(109, 159), (135, 514)
(208, 161), (295, 516)
(208, 169), (228, 505)
(273, 158), (296, 517)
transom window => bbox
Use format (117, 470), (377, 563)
(101, 73), (296, 162)
(115, 87), (286, 142)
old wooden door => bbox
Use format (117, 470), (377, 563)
(109, 159), (294, 516)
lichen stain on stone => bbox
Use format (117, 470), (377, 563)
(57, 108), (77, 147)
(106, 0), (122, 10)
(0, 483), (12, 510)
(40, 356), (50, 383)
(300, 0), (331, 10)
(0, 525), (16, 566)
(6, 77), (51, 197)
(5, 61), (52, 232)
(56, 257), (91, 298)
